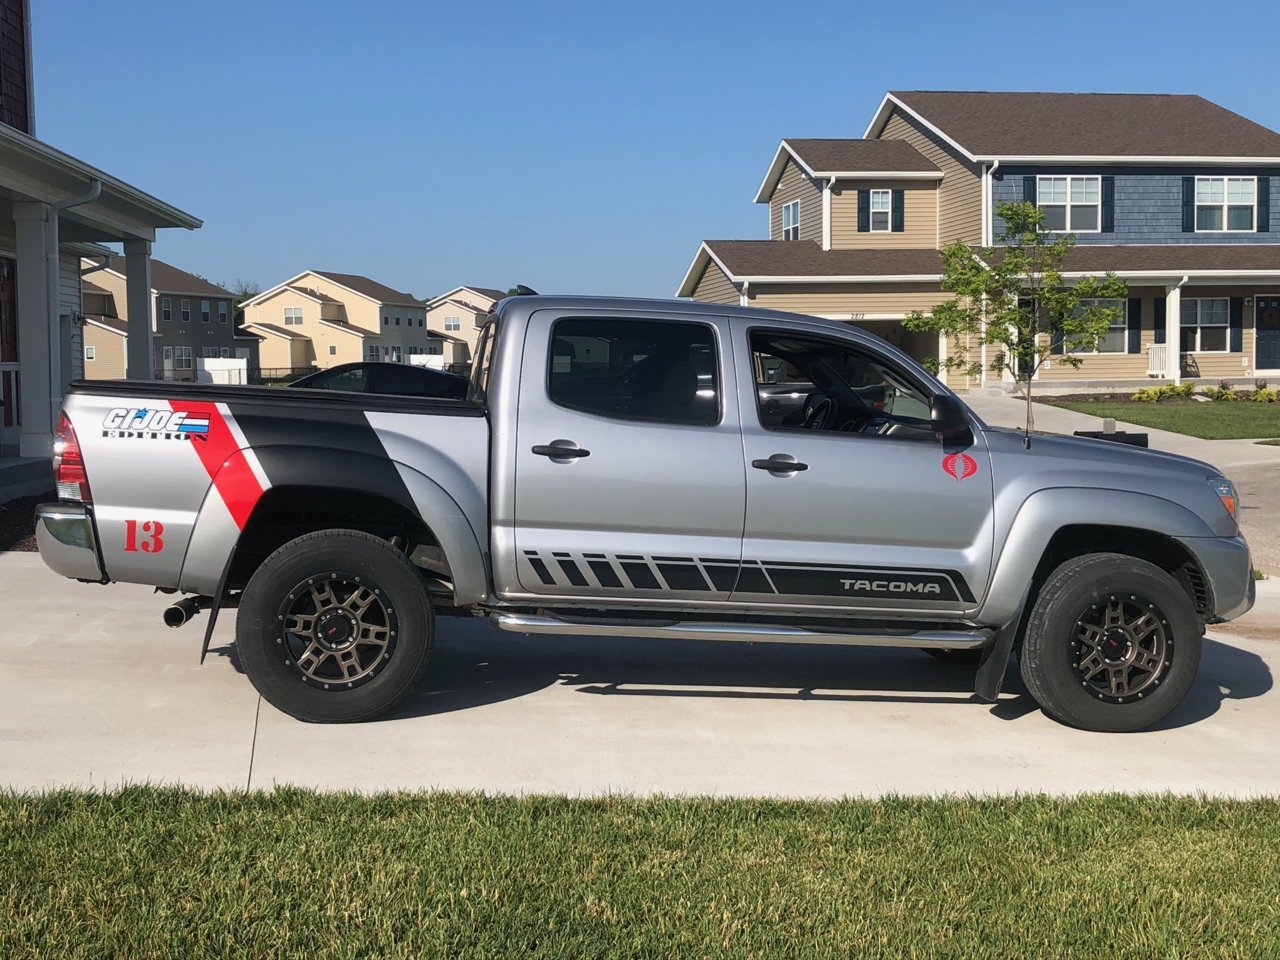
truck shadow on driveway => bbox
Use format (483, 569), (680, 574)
(382, 621), (1271, 730)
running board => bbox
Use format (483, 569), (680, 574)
(489, 613), (993, 649)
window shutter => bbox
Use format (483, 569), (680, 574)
(1230, 297), (1244, 352)
(1258, 176), (1271, 234)
(1153, 298), (1166, 344)
(1101, 176), (1116, 232)
(1182, 177), (1195, 232)
(1127, 297), (1141, 353)
(857, 190), (870, 232)
(1023, 176), (1037, 204)
(891, 189), (905, 232)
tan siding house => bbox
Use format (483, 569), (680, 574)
(830, 180), (938, 249)
(768, 160), (823, 243)
(876, 109), (982, 246)
(82, 317), (126, 379)
(690, 261), (738, 304)
(425, 286), (507, 368)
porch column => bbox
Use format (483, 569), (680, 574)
(12, 201), (54, 458)
(124, 239), (154, 380)
(1165, 283), (1183, 383)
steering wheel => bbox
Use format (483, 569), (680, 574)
(802, 396), (838, 431)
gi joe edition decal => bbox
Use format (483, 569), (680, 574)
(102, 407), (210, 440)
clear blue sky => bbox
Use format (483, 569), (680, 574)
(31, 0), (1279, 300)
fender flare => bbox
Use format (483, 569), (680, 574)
(180, 447), (488, 605)
(976, 486), (1217, 625)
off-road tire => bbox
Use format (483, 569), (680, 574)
(1020, 553), (1201, 732)
(236, 529), (433, 722)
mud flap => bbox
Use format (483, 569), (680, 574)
(200, 544), (238, 665)
(974, 584), (1032, 703)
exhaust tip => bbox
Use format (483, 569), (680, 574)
(164, 596), (207, 628)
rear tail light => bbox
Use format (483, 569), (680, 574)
(52, 412), (91, 502)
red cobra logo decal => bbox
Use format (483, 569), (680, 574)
(941, 452), (978, 482)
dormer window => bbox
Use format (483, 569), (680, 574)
(782, 200), (800, 241)
(1196, 177), (1255, 232)
(1037, 175), (1100, 232)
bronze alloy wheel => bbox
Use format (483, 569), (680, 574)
(1071, 594), (1172, 704)
(277, 572), (399, 691)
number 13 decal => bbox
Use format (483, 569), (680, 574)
(124, 519), (165, 553)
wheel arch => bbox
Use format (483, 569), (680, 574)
(979, 488), (1217, 626)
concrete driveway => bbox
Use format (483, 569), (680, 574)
(3, 551), (1278, 797)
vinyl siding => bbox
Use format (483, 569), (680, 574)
(690, 260), (739, 304)
(768, 159), (823, 243)
(993, 168), (1280, 244)
(82, 323), (125, 380)
(830, 180), (939, 249)
(878, 109), (982, 246)
(59, 252), (83, 380)
(746, 283), (953, 316)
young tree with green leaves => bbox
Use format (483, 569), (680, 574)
(903, 201), (1128, 432)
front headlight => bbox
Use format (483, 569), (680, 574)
(1209, 477), (1238, 520)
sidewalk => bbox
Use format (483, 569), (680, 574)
(965, 395), (1280, 573)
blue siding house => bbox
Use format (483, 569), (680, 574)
(680, 90), (1280, 389)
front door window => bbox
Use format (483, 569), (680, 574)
(1257, 296), (1280, 370)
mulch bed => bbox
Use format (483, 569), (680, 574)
(0, 495), (41, 552)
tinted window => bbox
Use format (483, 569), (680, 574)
(373, 364), (466, 398)
(307, 367), (369, 393)
(549, 318), (719, 426)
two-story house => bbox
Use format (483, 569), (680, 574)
(241, 270), (437, 373)
(425, 285), (508, 369)
(80, 255), (259, 380)
(678, 91), (1280, 391)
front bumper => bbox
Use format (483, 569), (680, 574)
(1177, 535), (1254, 622)
(35, 502), (105, 582)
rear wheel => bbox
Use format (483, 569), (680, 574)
(236, 529), (433, 722)
(1020, 553), (1201, 732)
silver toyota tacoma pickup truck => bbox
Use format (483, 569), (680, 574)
(35, 296), (1254, 731)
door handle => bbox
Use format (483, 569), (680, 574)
(752, 454), (808, 472)
(532, 442), (591, 459)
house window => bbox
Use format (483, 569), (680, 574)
(1180, 298), (1230, 352)
(383, 315), (389, 326)
(1075, 298), (1127, 353)
(427, 342), (442, 355)
(395, 316), (401, 326)
(220, 347), (230, 358)
(1196, 177), (1256, 232)
(175, 346), (193, 370)
(180, 299), (191, 322)
(161, 298), (172, 322)
(201, 300), (211, 323)
(284, 307), (303, 325)
(1038, 176), (1101, 232)
(388, 345), (402, 362)
(366, 344), (380, 361)
(84, 345), (96, 361)
(418, 317), (423, 327)
(218, 301), (228, 324)
(869, 189), (892, 232)
(202, 347), (220, 358)
(782, 200), (800, 241)
(444, 316), (461, 331)
(329, 344), (337, 356)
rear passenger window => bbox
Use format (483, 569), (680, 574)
(548, 318), (719, 426)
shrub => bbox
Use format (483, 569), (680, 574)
(1174, 382), (1197, 398)
(1251, 387), (1278, 403)
(1203, 386), (1239, 402)
(1134, 386), (1166, 402)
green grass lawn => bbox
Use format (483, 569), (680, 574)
(1052, 399), (1280, 440)
(3, 789), (1280, 959)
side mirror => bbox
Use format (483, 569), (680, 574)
(930, 393), (971, 442)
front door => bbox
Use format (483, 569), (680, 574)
(733, 323), (995, 616)
(509, 309), (745, 603)
(1257, 296), (1280, 370)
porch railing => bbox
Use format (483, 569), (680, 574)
(1146, 343), (1167, 378)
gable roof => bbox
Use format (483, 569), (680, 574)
(755, 139), (940, 202)
(311, 270), (423, 307)
(428, 285), (508, 308)
(317, 318), (366, 337)
(865, 91), (1280, 161)
(83, 315), (128, 335)
(244, 322), (305, 340)
(94, 254), (233, 297)
(287, 285), (340, 304)
(81, 279), (111, 296)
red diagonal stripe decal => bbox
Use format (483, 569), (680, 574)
(168, 400), (263, 530)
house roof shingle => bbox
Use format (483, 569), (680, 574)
(289, 285), (340, 304)
(83, 314), (128, 335)
(245, 322), (305, 340)
(81, 279), (111, 296)
(886, 91), (1280, 159)
(688, 240), (1280, 292)
(97, 255), (233, 297)
(312, 270), (424, 306)
(784, 138), (940, 174)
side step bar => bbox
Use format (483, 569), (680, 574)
(490, 613), (993, 649)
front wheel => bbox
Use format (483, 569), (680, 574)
(236, 529), (434, 722)
(1020, 553), (1201, 732)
